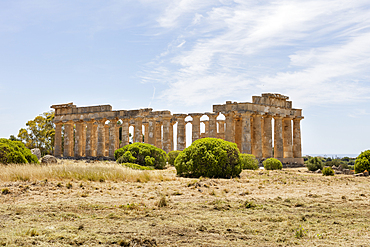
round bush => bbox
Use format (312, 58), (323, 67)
(174, 138), (242, 178)
(354, 150), (370, 174)
(322, 167), (334, 176)
(263, 158), (283, 170)
(306, 157), (323, 171)
(168, 150), (181, 166)
(114, 143), (167, 169)
(0, 138), (39, 164)
(240, 154), (259, 170)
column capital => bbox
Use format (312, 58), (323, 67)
(54, 121), (63, 125)
(262, 113), (273, 118)
(293, 116), (304, 121)
(189, 113), (203, 118)
(205, 112), (218, 118)
(95, 118), (106, 124)
(283, 115), (294, 120)
(173, 113), (187, 119)
(273, 115), (284, 120)
(240, 111), (253, 117)
(62, 120), (73, 124)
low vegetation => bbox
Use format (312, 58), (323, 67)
(306, 157), (324, 171)
(175, 138), (242, 178)
(0, 138), (39, 164)
(167, 150), (181, 166)
(263, 158), (283, 170)
(354, 150), (370, 174)
(322, 167), (334, 176)
(240, 153), (259, 170)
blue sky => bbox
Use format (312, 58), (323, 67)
(1, 0), (369, 155)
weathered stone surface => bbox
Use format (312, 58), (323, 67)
(31, 148), (41, 160)
(41, 155), (58, 164)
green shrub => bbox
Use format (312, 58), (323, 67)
(240, 154), (259, 170)
(121, 163), (154, 170)
(114, 143), (167, 169)
(306, 157), (323, 171)
(354, 150), (370, 174)
(322, 167), (334, 176)
(168, 150), (181, 166)
(0, 138), (39, 164)
(174, 138), (242, 178)
(263, 158), (283, 170)
(325, 159), (344, 167)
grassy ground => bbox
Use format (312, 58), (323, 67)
(1, 160), (370, 246)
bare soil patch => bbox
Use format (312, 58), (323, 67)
(1, 161), (370, 246)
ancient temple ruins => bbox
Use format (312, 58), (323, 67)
(51, 93), (304, 164)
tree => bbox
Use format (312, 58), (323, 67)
(17, 111), (55, 156)
(354, 150), (370, 174)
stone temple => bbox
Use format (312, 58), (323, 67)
(51, 93), (304, 165)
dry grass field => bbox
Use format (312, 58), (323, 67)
(1, 160), (370, 246)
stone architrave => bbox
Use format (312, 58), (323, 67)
(162, 117), (172, 153)
(74, 121), (84, 157)
(63, 120), (74, 157)
(96, 119), (106, 157)
(206, 113), (218, 138)
(252, 114), (262, 159)
(121, 119), (130, 147)
(148, 118), (156, 145)
(262, 114), (273, 158)
(224, 112), (235, 143)
(283, 116), (293, 158)
(85, 120), (94, 157)
(54, 122), (63, 157)
(293, 117), (303, 158)
(155, 121), (162, 149)
(174, 114), (187, 151)
(273, 116), (283, 158)
(109, 119), (118, 158)
(189, 113), (202, 143)
(134, 117), (143, 143)
(240, 112), (252, 154)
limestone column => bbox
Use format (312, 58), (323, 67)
(155, 121), (162, 149)
(81, 122), (86, 157)
(293, 117), (303, 158)
(109, 119), (118, 158)
(224, 112), (235, 143)
(234, 117), (242, 151)
(252, 113), (262, 159)
(134, 117), (143, 143)
(121, 119), (130, 147)
(169, 122), (174, 151)
(240, 112), (252, 154)
(218, 120), (225, 139)
(206, 113), (217, 138)
(162, 117), (171, 152)
(54, 122), (63, 157)
(85, 120), (94, 157)
(74, 121), (84, 157)
(96, 119), (106, 157)
(63, 120), (74, 157)
(262, 114), (273, 158)
(283, 116), (293, 158)
(115, 123), (120, 150)
(143, 122), (149, 144)
(190, 113), (202, 143)
(104, 124), (110, 156)
(174, 114), (187, 151)
(274, 116), (284, 158)
(91, 123), (98, 157)
(148, 118), (156, 145)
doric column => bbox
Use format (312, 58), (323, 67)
(134, 117), (143, 143)
(74, 121), (84, 157)
(109, 119), (118, 158)
(293, 117), (303, 158)
(91, 123), (98, 157)
(155, 121), (162, 149)
(224, 112), (235, 142)
(262, 114), (273, 158)
(217, 120), (225, 139)
(81, 122), (86, 157)
(283, 116), (293, 158)
(240, 112), (252, 154)
(189, 113), (202, 143)
(169, 121), (174, 151)
(85, 120), (94, 157)
(121, 119), (130, 147)
(273, 116), (283, 158)
(63, 120), (74, 157)
(162, 117), (172, 152)
(252, 113), (262, 159)
(206, 113), (218, 138)
(143, 122), (149, 144)
(104, 124), (110, 156)
(96, 119), (106, 157)
(174, 114), (187, 151)
(54, 122), (63, 157)
(148, 118), (156, 145)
